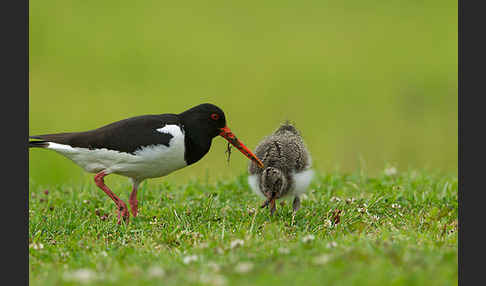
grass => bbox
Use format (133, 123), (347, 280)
(29, 169), (458, 286)
(29, 2), (458, 284)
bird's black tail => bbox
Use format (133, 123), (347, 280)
(29, 137), (49, 148)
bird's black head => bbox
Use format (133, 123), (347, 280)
(179, 103), (264, 168)
(180, 103), (227, 138)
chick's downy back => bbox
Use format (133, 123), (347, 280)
(248, 122), (311, 176)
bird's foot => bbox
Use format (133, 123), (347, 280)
(129, 198), (138, 218)
(260, 199), (270, 209)
(116, 201), (130, 225)
(261, 199), (277, 216)
(270, 200), (276, 216)
(292, 196), (301, 213)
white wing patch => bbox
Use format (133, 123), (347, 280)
(156, 124), (184, 136)
(46, 142), (77, 152)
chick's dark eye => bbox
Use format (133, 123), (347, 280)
(211, 113), (220, 120)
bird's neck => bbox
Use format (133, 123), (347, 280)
(182, 122), (213, 165)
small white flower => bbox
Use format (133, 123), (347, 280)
(63, 269), (97, 284)
(192, 232), (203, 239)
(384, 167), (397, 176)
(147, 266), (165, 278)
(212, 275), (228, 286)
(234, 262), (254, 273)
(326, 241), (338, 248)
(100, 251), (108, 257)
(198, 242), (209, 249)
(221, 205), (231, 215)
(278, 247), (290, 254)
(29, 243), (44, 250)
(214, 247), (224, 255)
(323, 219), (333, 228)
(357, 207), (367, 214)
(83, 200), (89, 204)
(371, 215), (380, 221)
(150, 217), (158, 225)
(345, 198), (355, 204)
(200, 273), (227, 286)
(183, 255), (198, 265)
(313, 254), (332, 265)
(302, 234), (315, 243)
(392, 185), (402, 191)
(230, 239), (244, 249)
(330, 196), (341, 202)
(207, 262), (221, 272)
(180, 230), (190, 236)
(391, 203), (401, 209)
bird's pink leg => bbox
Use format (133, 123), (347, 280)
(129, 180), (141, 217)
(94, 171), (129, 224)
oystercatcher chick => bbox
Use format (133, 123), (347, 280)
(248, 122), (313, 215)
(29, 103), (264, 224)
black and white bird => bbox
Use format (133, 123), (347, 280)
(29, 103), (264, 224)
(248, 122), (313, 215)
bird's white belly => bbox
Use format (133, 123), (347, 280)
(248, 169), (314, 199)
(46, 125), (187, 180)
(291, 169), (314, 196)
(248, 174), (265, 199)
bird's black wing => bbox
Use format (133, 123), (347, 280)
(29, 114), (182, 154)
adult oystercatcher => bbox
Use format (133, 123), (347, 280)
(248, 121), (313, 215)
(29, 103), (264, 224)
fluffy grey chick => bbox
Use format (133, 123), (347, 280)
(248, 122), (314, 215)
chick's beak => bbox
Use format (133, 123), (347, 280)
(219, 126), (264, 168)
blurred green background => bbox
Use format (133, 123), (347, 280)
(29, 1), (457, 187)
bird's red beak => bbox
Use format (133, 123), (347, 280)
(219, 126), (264, 168)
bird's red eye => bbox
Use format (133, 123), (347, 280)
(211, 113), (220, 120)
